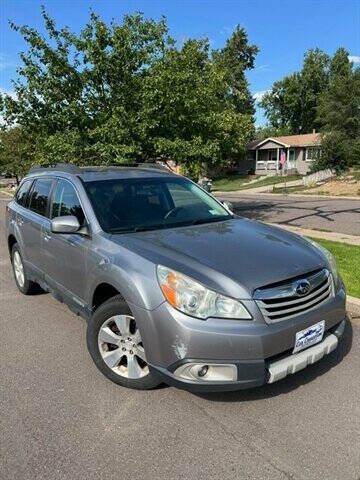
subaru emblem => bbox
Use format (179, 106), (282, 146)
(295, 280), (311, 297)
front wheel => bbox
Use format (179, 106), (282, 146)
(86, 295), (162, 390)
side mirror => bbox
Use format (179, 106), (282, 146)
(51, 215), (81, 234)
(222, 201), (233, 212)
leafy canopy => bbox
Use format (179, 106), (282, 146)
(0, 9), (258, 177)
(313, 49), (360, 173)
(260, 48), (330, 134)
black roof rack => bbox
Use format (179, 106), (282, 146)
(29, 163), (82, 174)
(29, 162), (171, 175)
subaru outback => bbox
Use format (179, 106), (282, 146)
(5, 164), (346, 391)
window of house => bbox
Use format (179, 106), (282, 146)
(28, 178), (53, 217)
(15, 179), (33, 207)
(306, 147), (321, 161)
(268, 149), (277, 161)
(51, 179), (85, 225)
(289, 149), (296, 162)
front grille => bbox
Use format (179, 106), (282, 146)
(254, 269), (333, 323)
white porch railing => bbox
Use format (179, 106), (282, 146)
(256, 160), (277, 170)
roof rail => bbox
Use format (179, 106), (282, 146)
(137, 163), (169, 171)
(28, 161), (171, 175)
(29, 163), (82, 174)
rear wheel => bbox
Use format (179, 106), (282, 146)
(86, 295), (161, 389)
(11, 244), (38, 295)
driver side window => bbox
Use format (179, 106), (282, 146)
(51, 180), (85, 225)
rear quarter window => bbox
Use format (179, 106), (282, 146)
(15, 179), (33, 207)
(28, 178), (53, 217)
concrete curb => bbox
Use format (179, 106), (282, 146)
(266, 222), (360, 246)
(215, 190), (360, 201)
(347, 296), (360, 320)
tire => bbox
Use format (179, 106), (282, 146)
(11, 244), (38, 295)
(86, 294), (162, 390)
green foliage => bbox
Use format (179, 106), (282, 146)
(260, 48), (330, 133)
(311, 131), (350, 174)
(213, 25), (259, 116)
(312, 49), (360, 173)
(0, 127), (34, 181)
(0, 9), (258, 176)
(254, 125), (291, 140)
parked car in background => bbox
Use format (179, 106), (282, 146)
(5, 163), (346, 391)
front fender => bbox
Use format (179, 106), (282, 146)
(86, 242), (165, 311)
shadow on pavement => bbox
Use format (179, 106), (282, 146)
(228, 197), (360, 230)
(194, 317), (353, 403)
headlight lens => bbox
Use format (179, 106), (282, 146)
(307, 239), (339, 286)
(157, 265), (251, 320)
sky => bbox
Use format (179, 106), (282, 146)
(0, 0), (359, 125)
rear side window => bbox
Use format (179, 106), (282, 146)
(51, 179), (85, 225)
(28, 178), (53, 217)
(15, 179), (33, 207)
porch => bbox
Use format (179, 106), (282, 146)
(255, 146), (297, 175)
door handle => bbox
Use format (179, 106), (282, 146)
(43, 232), (51, 242)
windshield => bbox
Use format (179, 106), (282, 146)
(84, 177), (232, 233)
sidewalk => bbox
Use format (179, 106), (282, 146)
(215, 179), (303, 194)
(215, 189), (360, 201)
(266, 222), (360, 246)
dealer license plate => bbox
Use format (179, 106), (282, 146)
(293, 320), (325, 354)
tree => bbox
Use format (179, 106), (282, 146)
(260, 48), (330, 134)
(143, 38), (254, 175)
(1, 9), (171, 166)
(213, 26), (258, 116)
(313, 48), (360, 173)
(0, 9), (258, 177)
(254, 124), (291, 140)
(0, 127), (33, 182)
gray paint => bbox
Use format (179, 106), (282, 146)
(6, 166), (346, 389)
(258, 140), (287, 150)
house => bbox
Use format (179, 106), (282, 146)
(247, 132), (321, 175)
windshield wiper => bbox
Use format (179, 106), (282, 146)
(110, 224), (166, 234)
(190, 216), (232, 226)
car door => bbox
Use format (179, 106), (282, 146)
(42, 178), (89, 302)
(18, 177), (54, 276)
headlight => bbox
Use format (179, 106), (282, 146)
(157, 265), (252, 320)
(306, 239), (339, 287)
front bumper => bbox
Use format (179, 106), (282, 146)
(129, 288), (346, 392)
(149, 319), (346, 392)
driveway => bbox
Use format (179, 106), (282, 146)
(217, 193), (360, 236)
(1, 193), (360, 480)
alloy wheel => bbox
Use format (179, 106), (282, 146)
(13, 251), (25, 288)
(97, 315), (148, 379)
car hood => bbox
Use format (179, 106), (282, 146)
(110, 218), (325, 298)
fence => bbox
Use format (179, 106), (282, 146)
(303, 169), (335, 186)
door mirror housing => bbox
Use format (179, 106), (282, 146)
(51, 215), (81, 234)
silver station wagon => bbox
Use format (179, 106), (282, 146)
(6, 163), (346, 392)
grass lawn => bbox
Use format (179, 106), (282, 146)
(309, 237), (360, 298)
(212, 174), (301, 192)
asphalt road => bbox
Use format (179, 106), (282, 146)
(218, 193), (360, 236)
(1, 193), (360, 480)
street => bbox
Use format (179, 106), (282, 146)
(218, 193), (360, 236)
(1, 193), (360, 480)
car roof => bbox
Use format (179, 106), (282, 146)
(26, 164), (178, 182)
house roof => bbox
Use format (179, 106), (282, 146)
(247, 132), (321, 150)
